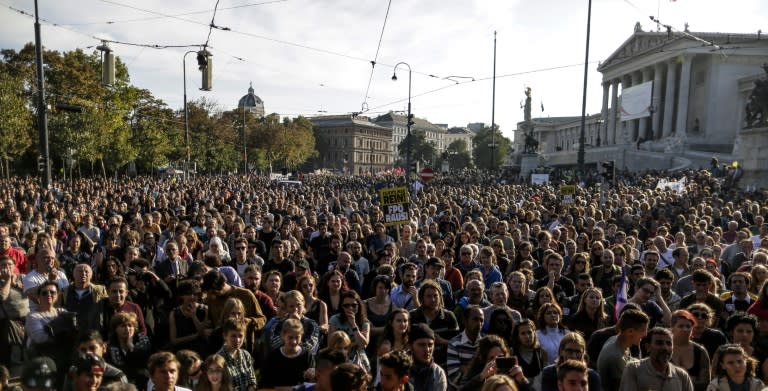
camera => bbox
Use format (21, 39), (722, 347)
(495, 356), (517, 371)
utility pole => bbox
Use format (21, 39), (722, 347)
(33, 0), (50, 189)
(490, 31), (498, 172)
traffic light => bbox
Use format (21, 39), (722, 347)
(410, 161), (418, 174)
(96, 41), (115, 86)
(407, 114), (415, 126)
(197, 49), (212, 91)
(602, 160), (615, 183)
(37, 155), (46, 173)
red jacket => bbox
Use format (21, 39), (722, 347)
(1, 246), (27, 274)
(747, 298), (768, 320)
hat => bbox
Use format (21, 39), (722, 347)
(295, 259), (310, 270)
(21, 357), (57, 389)
(409, 323), (435, 342)
(425, 257), (445, 269)
(71, 354), (105, 375)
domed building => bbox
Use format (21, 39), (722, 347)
(237, 82), (265, 117)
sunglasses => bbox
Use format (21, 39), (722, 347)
(40, 290), (57, 297)
(691, 311), (709, 319)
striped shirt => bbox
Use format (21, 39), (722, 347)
(446, 331), (480, 383)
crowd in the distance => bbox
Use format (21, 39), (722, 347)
(0, 169), (767, 391)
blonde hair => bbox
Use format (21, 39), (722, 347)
(327, 330), (351, 351)
(219, 297), (245, 325)
(480, 374), (518, 391)
(281, 317), (304, 336)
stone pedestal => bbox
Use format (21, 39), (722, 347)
(520, 154), (539, 181)
(733, 127), (768, 190)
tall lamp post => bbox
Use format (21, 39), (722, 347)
(370, 145), (374, 174)
(182, 50), (196, 181)
(33, 0), (50, 189)
(577, 0), (594, 174)
(392, 62), (413, 183)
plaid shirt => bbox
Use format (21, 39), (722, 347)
(217, 346), (258, 390)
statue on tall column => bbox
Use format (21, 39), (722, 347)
(522, 87), (539, 154)
(744, 63), (768, 128)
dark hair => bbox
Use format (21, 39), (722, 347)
(315, 347), (347, 369)
(692, 269), (714, 283)
(617, 309), (650, 331)
(711, 344), (758, 379)
(370, 274), (393, 297)
(654, 268), (675, 281)
(339, 290), (367, 324)
(466, 335), (509, 378)
(417, 279), (443, 308)
(201, 270), (226, 292)
(77, 330), (105, 345)
(330, 363), (371, 390)
(379, 349), (412, 377)
(221, 318), (246, 334)
(556, 359), (588, 382)
(725, 312), (757, 333)
(177, 279), (201, 297)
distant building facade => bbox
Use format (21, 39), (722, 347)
(237, 82), (265, 117)
(310, 115), (392, 174)
(373, 111), (448, 160)
(514, 25), (768, 171)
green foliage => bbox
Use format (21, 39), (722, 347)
(0, 71), (33, 170)
(442, 139), (473, 169)
(472, 126), (511, 170)
(0, 43), (319, 176)
(396, 130), (437, 167)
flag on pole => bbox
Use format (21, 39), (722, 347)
(614, 267), (628, 322)
(541, 101), (545, 112)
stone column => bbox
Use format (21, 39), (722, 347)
(662, 60), (677, 137)
(652, 63), (664, 139)
(638, 68), (652, 140)
(675, 55), (693, 134)
(600, 82), (610, 146)
(609, 79), (619, 144)
(626, 74), (638, 142)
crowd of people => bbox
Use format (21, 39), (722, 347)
(0, 167), (767, 391)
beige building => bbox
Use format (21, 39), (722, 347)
(310, 115), (392, 174)
(373, 111), (448, 159)
(515, 25), (768, 171)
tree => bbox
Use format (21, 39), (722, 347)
(1, 44), (140, 177)
(472, 126), (511, 170)
(397, 130), (437, 168)
(0, 72), (33, 177)
(250, 113), (317, 172)
(186, 98), (239, 173)
(442, 139), (473, 170)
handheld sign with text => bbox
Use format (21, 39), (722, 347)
(379, 187), (410, 226)
(560, 185), (576, 204)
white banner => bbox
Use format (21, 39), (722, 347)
(655, 177), (687, 194)
(620, 81), (653, 121)
(531, 174), (549, 185)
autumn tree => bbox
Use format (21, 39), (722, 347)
(0, 72), (32, 177)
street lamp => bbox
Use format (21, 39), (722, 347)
(577, 0), (594, 174)
(182, 50), (196, 181)
(392, 62), (413, 182)
(183, 49), (212, 180)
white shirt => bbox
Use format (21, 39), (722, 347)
(22, 270), (69, 312)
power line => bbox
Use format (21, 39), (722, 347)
(3, 4), (204, 49)
(204, 0), (223, 48)
(56, 0), (287, 26)
(360, 0), (392, 112)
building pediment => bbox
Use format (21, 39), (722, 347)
(598, 30), (763, 73)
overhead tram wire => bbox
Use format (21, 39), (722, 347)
(365, 61), (599, 114)
(360, 0), (392, 113)
(3, 4), (204, 49)
(58, 0), (287, 26)
(620, 0), (725, 52)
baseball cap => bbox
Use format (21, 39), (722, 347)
(21, 357), (57, 389)
(71, 354), (106, 375)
